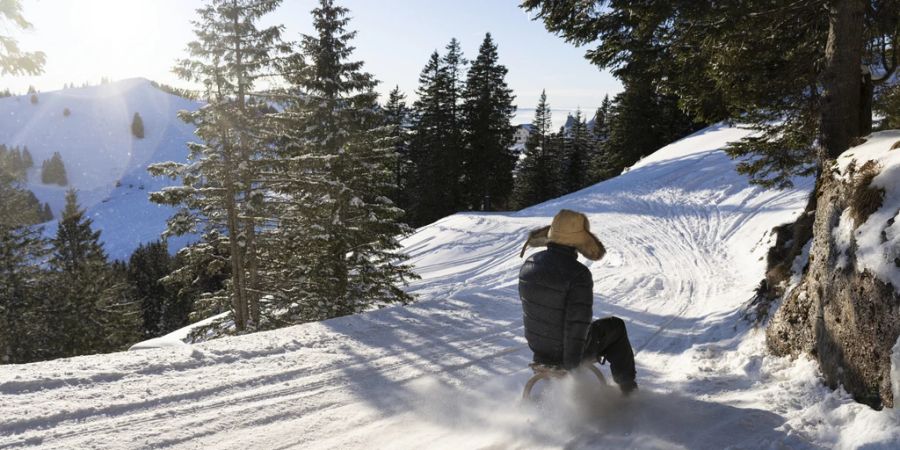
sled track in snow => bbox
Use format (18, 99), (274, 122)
(1, 319), (527, 449)
(2, 125), (823, 449)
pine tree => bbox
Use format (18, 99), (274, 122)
(40, 152), (68, 186)
(383, 86), (413, 215)
(512, 90), (560, 209)
(165, 231), (228, 324)
(407, 51), (449, 226)
(22, 146), (32, 168)
(267, 0), (416, 322)
(131, 112), (144, 138)
(0, 171), (48, 364)
(407, 39), (467, 226)
(522, 0), (900, 187)
(563, 109), (591, 193)
(128, 241), (188, 337)
(47, 189), (139, 357)
(594, 76), (697, 180)
(591, 96), (610, 144)
(150, 0), (283, 332)
(460, 33), (517, 211)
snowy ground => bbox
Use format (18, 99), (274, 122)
(3, 125), (900, 449)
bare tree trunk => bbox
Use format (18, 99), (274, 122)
(820, 0), (865, 159)
(232, 0), (260, 329)
(223, 150), (247, 331)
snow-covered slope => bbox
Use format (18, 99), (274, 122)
(0, 79), (199, 259)
(4, 124), (900, 449)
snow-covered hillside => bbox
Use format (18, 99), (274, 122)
(3, 124), (900, 449)
(0, 79), (199, 259)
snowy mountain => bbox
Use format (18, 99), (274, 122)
(0, 78), (199, 259)
(3, 124), (900, 449)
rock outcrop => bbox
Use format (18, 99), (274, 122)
(767, 132), (900, 409)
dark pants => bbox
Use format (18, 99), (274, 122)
(583, 316), (636, 385)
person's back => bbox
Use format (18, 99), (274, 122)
(518, 209), (638, 395)
(519, 243), (593, 370)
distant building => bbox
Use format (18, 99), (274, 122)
(513, 123), (534, 150)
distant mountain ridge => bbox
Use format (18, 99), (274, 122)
(0, 78), (200, 259)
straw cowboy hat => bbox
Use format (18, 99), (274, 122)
(519, 209), (606, 261)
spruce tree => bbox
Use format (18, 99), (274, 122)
(594, 76), (697, 180)
(383, 86), (412, 215)
(41, 152), (68, 186)
(128, 241), (187, 337)
(512, 90), (560, 209)
(150, 0), (283, 331)
(522, 0), (900, 187)
(591, 96), (610, 144)
(48, 189), (139, 357)
(268, 0), (416, 322)
(408, 51), (450, 226)
(131, 112), (144, 138)
(0, 171), (48, 363)
(460, 33), (517, 211)
(165, 231), (228, 324)
(22, 146), (32, 168)
(408, 40), (467, 226)
(563, 109), (591, 193)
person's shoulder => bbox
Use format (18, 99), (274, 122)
(569, 259), (592, 282)
(524, 248), (549, 263)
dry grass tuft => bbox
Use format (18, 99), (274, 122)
(891, 140), (900, 151)
(850, 160), (885, 227)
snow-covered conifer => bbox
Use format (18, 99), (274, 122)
(149, 0), (284, 331)
(266, 0), (416, 322)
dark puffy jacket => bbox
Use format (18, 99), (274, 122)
(518, 243), (593, 370)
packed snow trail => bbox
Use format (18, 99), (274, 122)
(4, 125), (900, 449)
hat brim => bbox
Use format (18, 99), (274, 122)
(519, 225), (606, 261)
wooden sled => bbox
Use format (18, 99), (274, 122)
(522, 362), (607, 400)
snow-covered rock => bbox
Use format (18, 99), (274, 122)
(769, 131), (900, 409)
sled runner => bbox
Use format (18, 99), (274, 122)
(522, 362), (607, 400)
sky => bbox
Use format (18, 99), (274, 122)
(3, 0), (621, 127)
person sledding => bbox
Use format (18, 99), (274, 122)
(518, 209), (638, 395)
